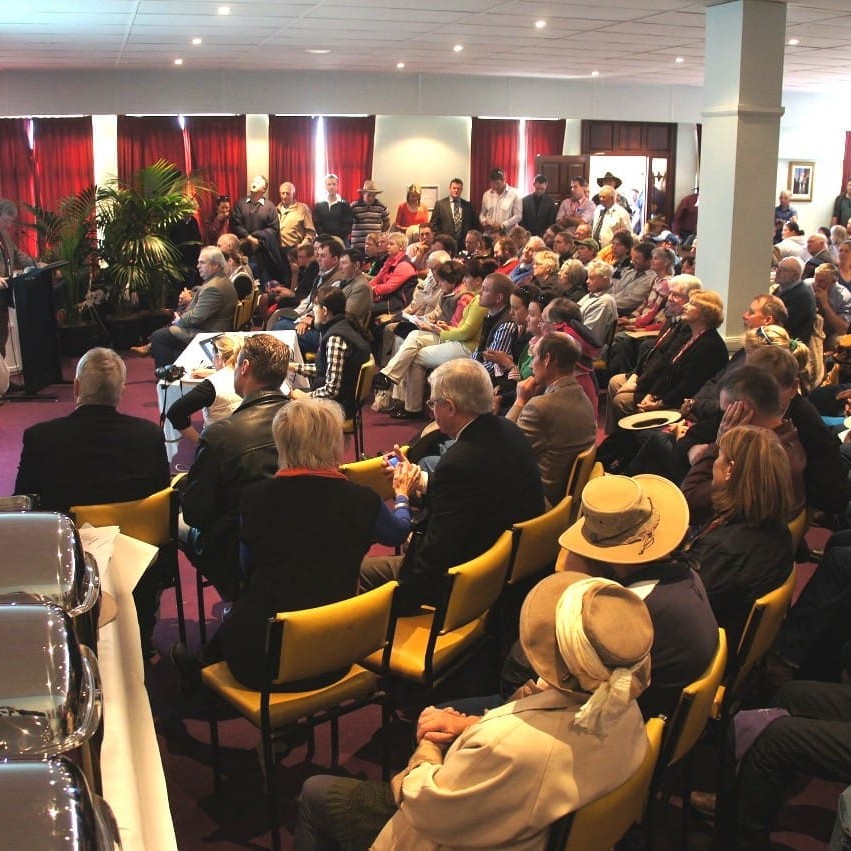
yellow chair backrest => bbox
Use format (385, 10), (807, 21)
(70, 487), (175, 547)
(340, 447), (409, 502)
(727, 567), (797, 702)
(507, 496), (573, 585)
(562, 716), (665, 851)
(275, 581), (397, 685)
(441, 531), (513, 634)
(355, 356), (378, 406)
(664, 628), (727, 768)
(787, 507), (810, 553)
(565, 445), (597, 523)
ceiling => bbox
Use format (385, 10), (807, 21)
(1, 0), (850, 91)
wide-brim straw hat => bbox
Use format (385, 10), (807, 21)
(558, 474), (688, 565)
(596, 171), (623, 189)
(358, 179), (383, 194)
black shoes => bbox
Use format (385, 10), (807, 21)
(389, 408), (424, 420)
(372, 372), (394, 391)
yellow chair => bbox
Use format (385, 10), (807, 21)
(787, 506), (811, 554)
(548, 717), (666, 851)
(339, 446), (409, 502)
(712, 567), (797, 723)
(232, 289), (258, 331)
(564, 445), (597, 524)
(343, 355), (378, 460)
(70, 486), (186, 644)
(363, 530), (513, 689)
(506, 495), (573, 586)
(201, 581), (398, 851)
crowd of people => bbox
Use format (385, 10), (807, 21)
(10, 166), (851, 849)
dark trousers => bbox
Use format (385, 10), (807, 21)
(270, 316), (321, 356)
(150, 325), (193, 368)
(774, 530), (851, 679)
(729, 680), (851, 850)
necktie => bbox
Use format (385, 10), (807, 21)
(452, 200), (462, 236)
(593, 210), (604, 244)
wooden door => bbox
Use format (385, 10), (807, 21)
(535, 155), (589, 205)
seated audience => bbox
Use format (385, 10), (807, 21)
(683, 425), (793, 654)
(812, 262), (851, 348)
(803, 231), (835, 279)
(529, 249), (561, 295)
(557, 257), (588, 303)
(617, 245), (676, 331)
(504, 473), (718, 719)
(294, 572), (654, 851)
(172, 397), (415, 690)
(288, 286), (371, 419)
(484, 282), (540, 391)
(14, 347), (169, 655)
(360, 358), (544, 613)
(577, 259), (617, 343)
(510, 236), (546, 285)
(611, 241), (656, 315)
(369, 231), (419, 315)
(606, 289), (728, 433)
(773, 220), (808, 261)
(165, 332), (244, 443)
(506, 333), (596, 506)
(772, 256), (816, 344)
(179, 334), (290, 599)
(222, 246), (254, 300)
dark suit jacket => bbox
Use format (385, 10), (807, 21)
(520, 193), (557, 237)
(430, 196), (476, 245)
(15, 405), (170, 512)
(398, 414), (544, 611)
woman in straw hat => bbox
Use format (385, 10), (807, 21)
(294, 574), (654, 851)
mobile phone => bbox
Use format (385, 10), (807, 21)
(387, 455), (400, 467)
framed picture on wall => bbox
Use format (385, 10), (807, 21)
(788, 161), (814, 202)
(421, 185), (439, 213)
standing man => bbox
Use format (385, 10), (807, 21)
(832, 179), (851, 228)
(591, 185), (631, 248)
(230, 175), (282, 285)
(276, 182), (315, 287)
(521, 173), (557, 237)
(350, 179), (390, 250)
(313, 173), (353, 245)
(0, 198), (33, 370)
(556, 176), (596, 234)
(137, 246), (238, 368)
(430, 177), (476, 247)
(480, 168), (522, 232)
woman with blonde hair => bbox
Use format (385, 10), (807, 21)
(684, 424), (793, 653)
(743, 323), (812, 393)
(165, 332), (245, 443)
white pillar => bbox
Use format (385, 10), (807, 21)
(696, 0), (786, 339)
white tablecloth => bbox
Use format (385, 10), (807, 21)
(156, 330), (304, 462)
(81, 527), (178, 851)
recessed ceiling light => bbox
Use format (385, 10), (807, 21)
(591, 70), (599, 77)
(191, 37), (202, 46)
(217, 5), (230, 14)
(535, 19), (547, 29)
(305, 49), (331, 54)
(174, 58), (183, 65)
(396, 62), (405, 69)
(788, 38), (800, 46)
(453, 44), (463, 53)
(675, 56), (685, 63)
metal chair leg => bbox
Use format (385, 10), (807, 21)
(196, 569), (207, 644)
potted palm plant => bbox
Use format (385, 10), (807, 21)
(26, 185), (107, 357)
(97, 159), (205, 347)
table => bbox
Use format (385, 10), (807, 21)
(81, 527), (178, 851)
(156, 330), (305, 462)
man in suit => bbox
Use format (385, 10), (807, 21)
(520, 173), (557, 237)
(230, 174), (282, 285)
(506, 333), (596, 506)
(430, 177), (476, 248)
(138, 245), (238, 368)
(360, 358), (544, 612)
(14, 347), (170, 652)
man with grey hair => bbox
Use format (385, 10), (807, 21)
(773, 256), (816, 344)
(15, 347), (169, 654)
(0, 197), (34, 364)
(360, 358), (544, 612)
(277, 182), (315, 263)
(590, 185), (630, 248)
(139, 245), (239, 368)
(811, 262), (851, 346)
(578, 259), (617, 342)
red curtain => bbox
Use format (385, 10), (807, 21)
(470, 118), (520, 214)
(324, 116), (376, 203)
(185, 115), (247, 227)
(843, 131), (851, 188)
(269, 115), (317, 207)
(117, 115), (189, 182)
(32, 117), (94, 214)
(0, 118), (37, 257)
(524, 119), (565, 189)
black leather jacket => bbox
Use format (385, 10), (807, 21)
(181, 389), (287, 588)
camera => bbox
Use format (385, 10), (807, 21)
(154, 364), (186, 382)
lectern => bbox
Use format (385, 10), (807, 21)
(7, 262), (65, 398)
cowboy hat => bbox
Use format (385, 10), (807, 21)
(519, 572), (653, 698)
(596, 171), (623, 189)
(559, 474), (688, 565)
(358, 179), (383, 194)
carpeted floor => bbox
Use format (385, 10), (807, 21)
(1, 353), (843, 850)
